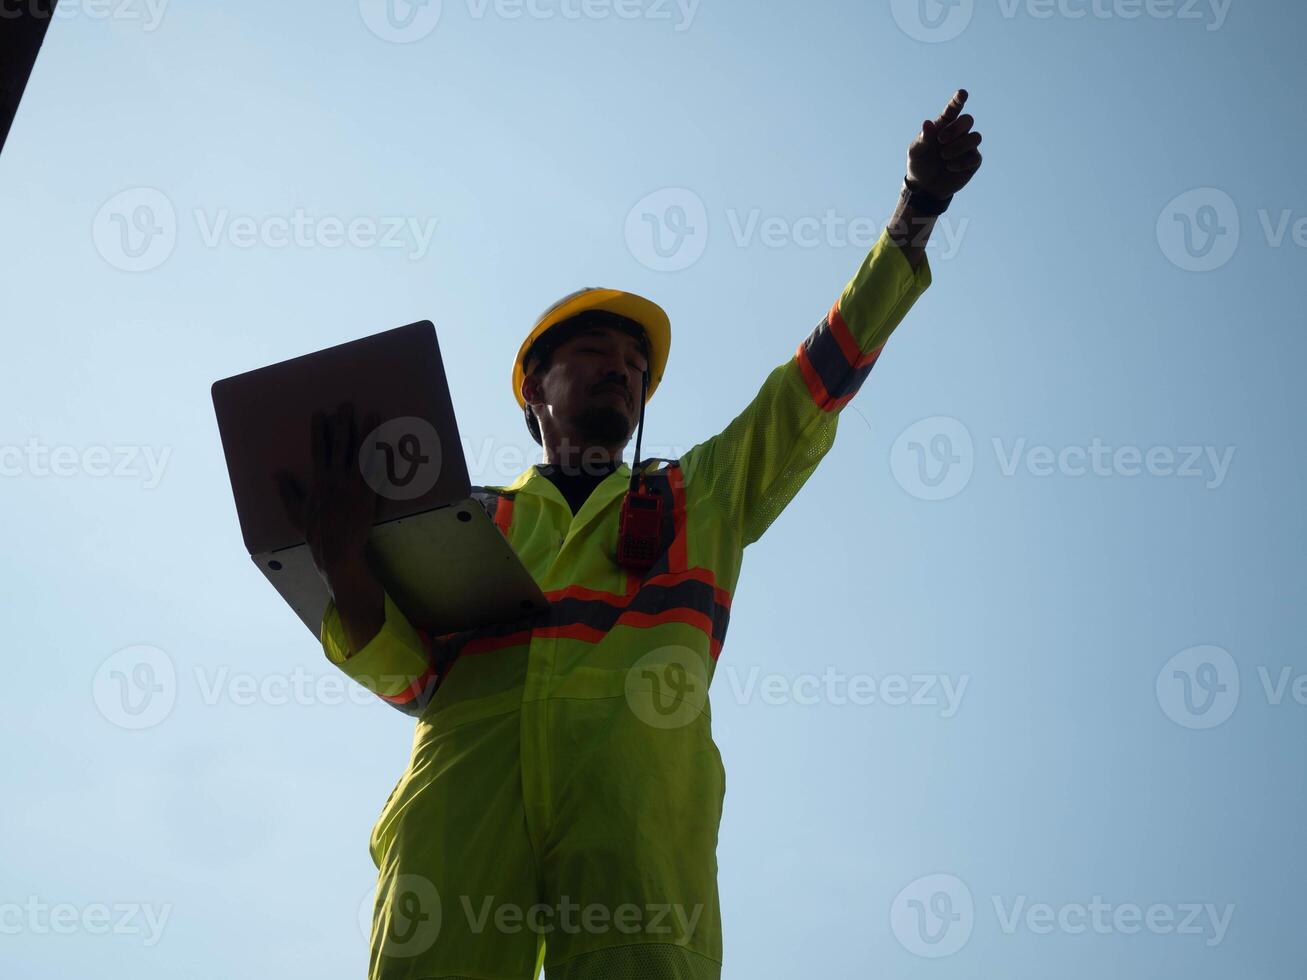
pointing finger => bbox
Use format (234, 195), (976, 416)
(937, 89), (968, 126)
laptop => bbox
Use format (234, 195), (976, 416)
(211, 321), (547, 639)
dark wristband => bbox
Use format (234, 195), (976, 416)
(901, 176), (952, 216)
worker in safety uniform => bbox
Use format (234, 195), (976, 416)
(284, 91), (983, 979)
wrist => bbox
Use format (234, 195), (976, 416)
(901, 175), (952, 216)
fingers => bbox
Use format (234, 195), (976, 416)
(946, 148), (982, 174)
(940, 130), (981, 160)
(330, 401), (354, 472)
(311, 409), (328, 474)
(358, 411), (383, 485)
(938, 113), (974, 146)
(908, 119), (936, 160)
(937, 89), (967, 126)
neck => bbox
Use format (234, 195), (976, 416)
(540, 439), (624, 476)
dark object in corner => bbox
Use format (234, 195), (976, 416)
(0, 0), (59, 156)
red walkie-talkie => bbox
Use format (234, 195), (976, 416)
(616, 476), (663, 571)
(615, 367), (663, 571)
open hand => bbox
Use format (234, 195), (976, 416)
(276, 401), (381, 585)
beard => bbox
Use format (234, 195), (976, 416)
(571, 403), (632, 447)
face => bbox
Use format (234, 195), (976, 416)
(523, 325), (649, 448)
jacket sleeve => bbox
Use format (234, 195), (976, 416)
(320, 590), (442, 717)
(680, 228), (932, 547)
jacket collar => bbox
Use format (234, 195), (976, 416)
(504, 461), (635, 547)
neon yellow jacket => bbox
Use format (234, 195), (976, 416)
(322, 228), (931, 976)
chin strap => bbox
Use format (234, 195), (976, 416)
(629, 368), (650, 493)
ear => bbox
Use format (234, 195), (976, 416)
(521, 370), (543, 408)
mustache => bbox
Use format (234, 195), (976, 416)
(590, 379), (632, 403)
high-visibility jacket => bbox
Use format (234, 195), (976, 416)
(323, 229), (931, 980)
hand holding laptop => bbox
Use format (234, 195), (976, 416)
(276, 401), (386, 655)
(212, 320), (547, 641)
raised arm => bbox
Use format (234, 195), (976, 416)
(679, 90), (984, 548)
(889, 89), (984, 270)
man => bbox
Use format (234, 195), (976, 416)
(285, 90), (982, 979)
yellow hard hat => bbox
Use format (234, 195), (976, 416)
(512, 287), (671, 409)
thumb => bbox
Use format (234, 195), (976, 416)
(909, 120), (936, 160)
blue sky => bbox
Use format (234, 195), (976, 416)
(1, 1), (1304, 977)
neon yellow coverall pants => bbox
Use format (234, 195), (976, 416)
(321, 229), (931, 979)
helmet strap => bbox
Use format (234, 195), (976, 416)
(629, 368), (650, 492)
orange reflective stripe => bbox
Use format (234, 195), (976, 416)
(668, 465), (688, 572)
(828, 300), (880, 369)
(493, 494), (515, 538)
